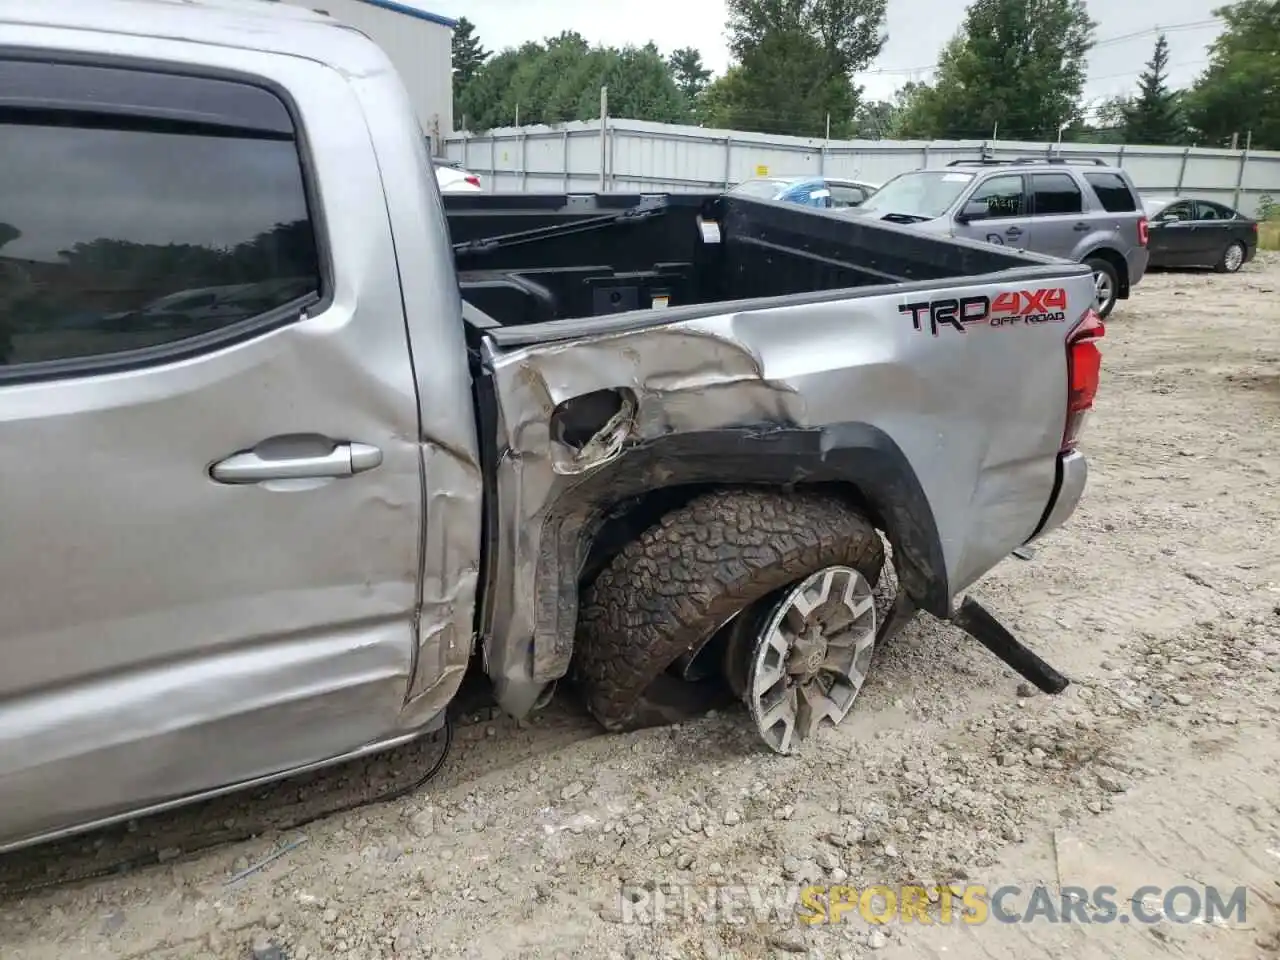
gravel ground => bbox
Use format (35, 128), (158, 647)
(2, 255), (1279, 960)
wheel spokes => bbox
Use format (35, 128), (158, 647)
(746, 564), (880, 755)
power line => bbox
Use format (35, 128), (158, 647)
(858, 17), (1225, 77)
(1089, 58), (1208, 84)
(1090, 18), (1223, 49)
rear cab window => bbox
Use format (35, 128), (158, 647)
(0, 59), (321, 376)
(1083, 172), (1139, 213)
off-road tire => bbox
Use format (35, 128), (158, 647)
(574, 488), (885, 732)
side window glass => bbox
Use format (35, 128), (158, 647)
(828, 185), (864, 208)
(808, 187), (832, 207)
(1160, 202), (1194, 222)
(0, 80), (320, 371)
(961, 175), (1024, 219)
(1083, 172), (1138, 213)
(1030, 173), (1084, 216)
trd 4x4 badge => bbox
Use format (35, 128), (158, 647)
(899, 287), (1068, 335)
(989, 288), (1068, 327)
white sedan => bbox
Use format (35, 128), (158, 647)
(433, 157), (481, 192)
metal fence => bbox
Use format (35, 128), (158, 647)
(443, 117), (1280, 217)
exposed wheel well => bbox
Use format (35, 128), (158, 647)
(499, 424), (949, 689)
(1084, 247), (1129, 299)
(580, 480), (892, 595)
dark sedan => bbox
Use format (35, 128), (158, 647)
(1144, 196), (1258, 272)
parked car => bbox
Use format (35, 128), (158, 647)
(844, 157), (1150, 318)
(0, 0), (1104, 863)
(729, 175), (879, 209)
(1142, 196), (1258, 272)
(433, 156), (481, 192)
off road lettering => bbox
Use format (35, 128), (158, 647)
(987, 287), (1069, 326)
(899, 295), (990, 335)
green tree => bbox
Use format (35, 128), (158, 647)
(896, 0), (1096, 140)
(593, 44), (690, 123)
(668, 47), (713, 109)
(456, 43), (536, 129)
(853, 82), (924, 138)
(451, 16), (490, 119)
(1119, 35), (1188, 145)
(722, 0), (889, 138)
(1061, 95), (1128, 143)
(694, 67), (751, 127)
(455, 36), (689, 129)
(1184, 0), (1280, 150)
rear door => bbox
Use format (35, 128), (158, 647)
(952, 174), (1031, 250)
(1024, 172), (1089, 259)
(0, 54), (424, 846)
(1192, 201), (1240, 263)
(1148, 200), (1200, 265)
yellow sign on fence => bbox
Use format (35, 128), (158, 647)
(755, 164), (769, 177)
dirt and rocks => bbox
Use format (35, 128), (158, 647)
(2, 256), (1279, 960)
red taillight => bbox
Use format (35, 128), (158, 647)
(1137, 216), (1149, 246)
(1063, 309), (1105, 451)
(465, 175), (481, 188)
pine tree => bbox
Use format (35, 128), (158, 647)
(451, 17), (490, 89)
(668, 47), (713, 108)
(895, 0), (1095, 140)
(1121, 34), (1188, 145)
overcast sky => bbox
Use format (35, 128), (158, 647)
(427, 0), (1224, 107)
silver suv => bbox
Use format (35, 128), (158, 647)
(848, 157), (1150, 318)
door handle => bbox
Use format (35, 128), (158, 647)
(1004, 226), (1023, 237)
(211, 441), (383, 484)
(1073, 222), (1089, 231)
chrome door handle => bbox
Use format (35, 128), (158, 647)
(211, 442), (383, 484)
(1004, 226), (1023, 237)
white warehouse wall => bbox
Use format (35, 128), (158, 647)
(276, 0), (454, 145)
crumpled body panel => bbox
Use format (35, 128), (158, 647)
(480, 270), (1097, 715)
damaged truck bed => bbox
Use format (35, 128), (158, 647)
(0, 0), (1103, 861)
(447, 191), (1097, 723)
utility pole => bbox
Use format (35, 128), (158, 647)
(599, 86), (608, 192)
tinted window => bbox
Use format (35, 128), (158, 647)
(0, 114), (320, 369)
(1196, 201), (1235, 221)
(1083, 172), (1138, 213)
(964, 175), (1025, 218)
(1157, 201), (1195, 222)
(1030, 173), (1083, 215)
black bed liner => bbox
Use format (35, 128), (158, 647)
(442, 191), (1065, 331)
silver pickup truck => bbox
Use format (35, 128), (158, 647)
(0, 0), (1105, 859)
